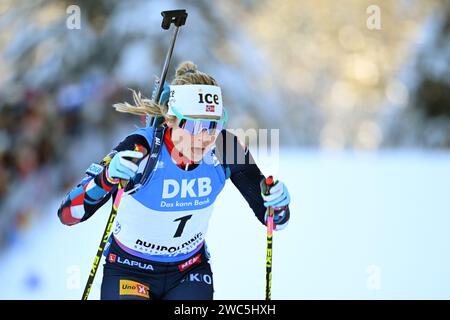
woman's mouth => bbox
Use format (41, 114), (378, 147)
(191, 147), (204, 153)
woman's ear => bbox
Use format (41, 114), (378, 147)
(164, 116), (178, 128)
(164, 117), (173, 128)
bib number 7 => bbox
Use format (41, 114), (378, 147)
(173, 214), (192, 238)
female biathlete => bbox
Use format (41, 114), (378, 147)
(58, 61), (291, 300)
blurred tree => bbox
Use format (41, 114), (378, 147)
(1, 0), (448, 148)
(383, 3), (450, 148)
(415, 7), (450, 119)
(224, 0), (447, 148)
(1, 0), (289, 140)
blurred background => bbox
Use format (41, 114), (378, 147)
(0, 0), (449, 299)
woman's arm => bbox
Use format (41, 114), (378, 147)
(229, 161), (268, 225)
(57, 134), (149, 226)
(216, 130), (290, 229)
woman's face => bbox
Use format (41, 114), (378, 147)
(168, 117), (219, 163)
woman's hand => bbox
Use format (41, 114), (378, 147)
(261, 180), (290, 208)
(107, 150), (144, 181)
(261, 178), (291, 230)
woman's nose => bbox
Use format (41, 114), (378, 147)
(193, 131), (214, 145)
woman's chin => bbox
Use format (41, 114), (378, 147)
(188, 148), (207, 162)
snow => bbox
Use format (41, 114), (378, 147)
(0, 149), (449, 299)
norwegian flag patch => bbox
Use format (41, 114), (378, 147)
(205, 104), (215, 112)
(108, 253), (117, 263)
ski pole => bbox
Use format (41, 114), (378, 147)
(147, 9), (188, 128)
(81, 10), (188, 300)
(81, 144), (145, 300)
(263, 176), (275, 300)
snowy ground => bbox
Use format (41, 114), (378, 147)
(1, 149), (450, 299)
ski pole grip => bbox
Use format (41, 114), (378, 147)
(119, 144), (147, 187)
(133, 144), (147, 158)
(161, 10), (188, 29)
(266, 175), (275, 193)
(261, 175), (275, 196)
(266, 176), (274, 187)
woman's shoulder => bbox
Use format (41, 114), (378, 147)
(130, 126), (156, 142)
(214, 129), (255, 167)
(113, 127), (156, 152)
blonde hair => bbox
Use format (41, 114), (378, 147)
(113, 61), (219, 123)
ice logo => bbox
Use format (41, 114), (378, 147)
(162, 178), (212, 199)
